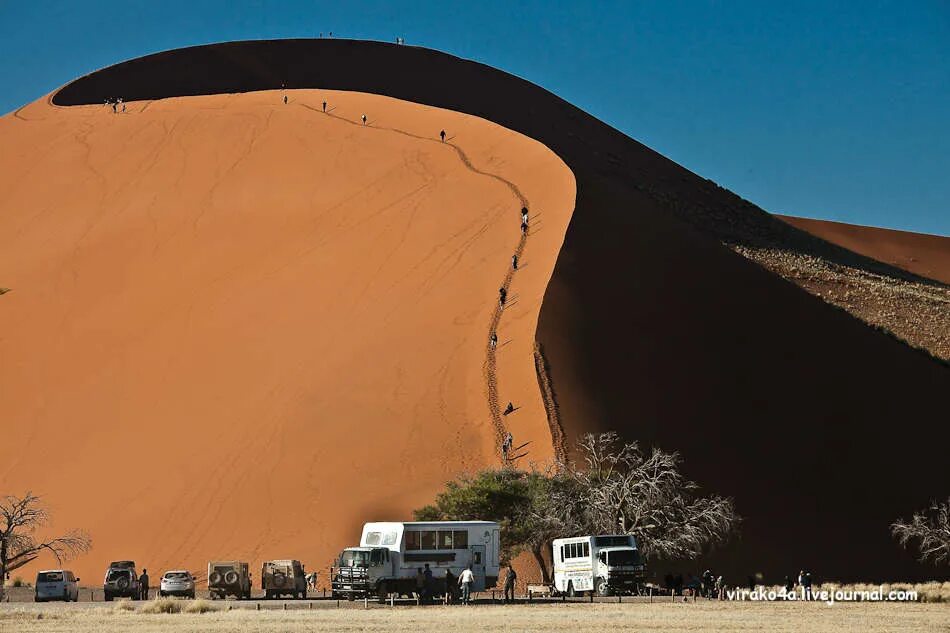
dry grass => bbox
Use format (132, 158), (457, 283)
(1, 601), (948, 633)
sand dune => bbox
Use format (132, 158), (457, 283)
(778, 215), (950, 285)
(0, 89), (575, 583)
(4, 38), (948, 583)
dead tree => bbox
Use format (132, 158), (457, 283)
(558, 432), (739, 559)
(0, 492), (91, 599)
(892, 498), (950, 565)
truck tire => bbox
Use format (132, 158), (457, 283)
(224, 571), (239, 585)
(595, 577), (610, 597)
(209, 572), (222, 585)
(376, 582), (388, 604)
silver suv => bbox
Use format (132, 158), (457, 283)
(159, 570), (196, 598)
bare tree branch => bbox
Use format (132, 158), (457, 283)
(892, 498), (950, 566)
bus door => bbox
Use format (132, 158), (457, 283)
(470, 545), (486, 590)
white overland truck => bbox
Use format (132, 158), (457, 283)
(332, 521), (500, 601)
(552, 535), (647, 597)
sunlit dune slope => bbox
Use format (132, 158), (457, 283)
(0, 89), (575, 583)
(778, 215), (950, 285)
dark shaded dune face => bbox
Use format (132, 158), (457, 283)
(53, 39), (950, 581)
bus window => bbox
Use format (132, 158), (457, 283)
(453, 531), (468, 548)
(406, 531), (421, 550)
(421, 531), (437, 549)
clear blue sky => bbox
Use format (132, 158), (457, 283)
(1, 1), (947, 235)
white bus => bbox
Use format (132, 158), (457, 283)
(552, 534), (647, 596)
(332, 521), (500, 600)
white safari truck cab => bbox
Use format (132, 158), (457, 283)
(332, 521), (500, 601)
(552, 535), (647, 597)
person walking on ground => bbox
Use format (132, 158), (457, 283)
(322, 100), (327, 113)
(440, 129), (446, 142)
(458, 566), (474, 605)
(139, 569), (149, 600)
(512, 254), (518, 270)
(503, 564), (517, 603)
(362, 114), (367, 125)
(490, 332), (497, 349)
(423, 564), (433, 604)
(498, 287), (507, 307)
(415, 567), (425, 601)
(444, 569), (455, 603)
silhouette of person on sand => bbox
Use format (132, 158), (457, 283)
(440, 129), (446, 142)
(322, 100), (327, 113)
(361, 114), (367, 125)
(490, 332), (497, 349)
(498, 287), (507, 307)
(512, 254), (518, 270)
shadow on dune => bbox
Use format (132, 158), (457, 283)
(54, 39), (949, 582)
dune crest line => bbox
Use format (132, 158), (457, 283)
(298, 100), (532, 462)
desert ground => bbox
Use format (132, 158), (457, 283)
(2, 600), (948, 633)
(0, 88), (574, 582)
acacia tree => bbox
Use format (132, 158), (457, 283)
(0, 493), (91, 599)
(556, 432), (740, 559)
(892, 498), (950, 565)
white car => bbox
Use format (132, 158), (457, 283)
(35, 569), (80, 602)
(160, 570), (196, 598)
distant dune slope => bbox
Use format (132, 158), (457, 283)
(778, 215), (950, 285)
(8, 38), (948, 582)
(0, 89), (575, 583)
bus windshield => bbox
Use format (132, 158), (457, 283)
(608, 549), (641, 566)
(339, 550), (371, 567)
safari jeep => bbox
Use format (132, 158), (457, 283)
(207, 561), (251, 599)
(261, 559), (307, 599)
(103, 561), (140, 601)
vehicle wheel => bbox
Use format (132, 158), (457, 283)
(104, 593), (113, 602)
(189, 592), (196, 600)
(595, 577), (610, 597)
(346, 592), (355, 601)
(376, 582), (387, 604)
(567, 581), (576, 598)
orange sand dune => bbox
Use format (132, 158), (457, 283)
(0, 90), (575, 583)
(778, 215), (950, 284)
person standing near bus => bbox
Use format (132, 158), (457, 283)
(458, 566), (474, 604)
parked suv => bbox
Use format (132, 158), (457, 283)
(35, 570), (80, 602)
(103, 561), (140, 601)
(261, 559), (307, 599)
(207, 561), (251, 599)
(159, 570), (196, 598)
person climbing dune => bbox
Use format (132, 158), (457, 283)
(362, 114), (367, 125)
(440, 129), (446, 142)
(490, 332), (498, 349)
(521, 220), (528, 235)
(512, 254), (518, 270)
(521, 208), (528, 225)
(498, 287), (507, 307)
(322, 100), (327, 113)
